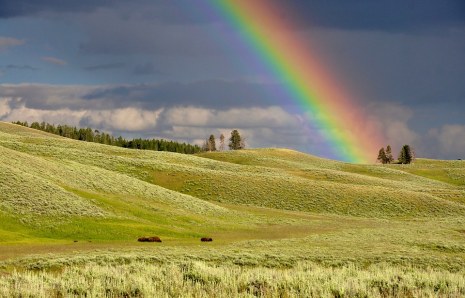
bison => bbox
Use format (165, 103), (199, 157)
(138, 236), (162, 242)
(201, 237), (213, 242)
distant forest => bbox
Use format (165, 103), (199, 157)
(12, 121), (201, 154)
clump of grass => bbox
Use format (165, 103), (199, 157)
(0, 261), (464, 297)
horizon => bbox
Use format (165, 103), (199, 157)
(6, 119), (455, 162)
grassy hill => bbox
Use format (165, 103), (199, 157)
(1, 121), (465, 245)
(1, 121), (465, 296)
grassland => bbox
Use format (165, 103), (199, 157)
(0, 121), (464, 297)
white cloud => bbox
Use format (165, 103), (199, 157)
(82, 107), (162, 131)
(0, 93), (425, 160)
(156, 106), (317, 150)
(0, 102), (161, 132)
(0, 37), (25, 51)
(367, 102), (420, 150)
(163, 106), (303, 129)
(2, 104), (87, 127)
(0, 98), (13, 117)
(365, 102), (465, 159)
(428, 125), (465, 159)
(41, 56), (68, 66)
(0, 99), (312, 151)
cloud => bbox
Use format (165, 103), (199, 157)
(0, 97), (13, 117)
(0, 96), (314, 151)
(364, 101), (465, 159)
(78, 11), (223, 56)
(268, 0), (465, 32)
(149, 106), (312, 150)
(428, 125), (465, 159)
(3, 64), (39, 71)
(83, 62), (126, 71)
(3, 0), (463, 33)
(304, 27), (465, 107)
(0, 84), (99, 110)
(0, 37), (25, 51)
(0, 100), (161, 132)
(80, 107), (162, 131)
(1, 83), (463, 160)
(133, 62), (162, 76)
(160, 106), (302, 129)
(3, 105), (87, 127)
(366, 102), (420, 155)
(41, 56), (67, 66)
(80, 80), (281, 109)
(0, 0), (130, 18)
(0, 81), (281, 111)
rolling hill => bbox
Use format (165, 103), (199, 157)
(1, 121), (465, 245)
(1, 121), (465, 296)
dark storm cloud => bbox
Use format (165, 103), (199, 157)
(133, 62), (163, 76)
(279, 0), (465, 32)
(83, 62), (126, 71)
(3, 64), (38, 71)
(4, 0), (463, 32)
(304, 27), (465, 124)
(82, 80), (282, 109)
(0, 0), (219, 26)
(0, 0), (125, 18)
(77, 14), (223, 56)
(0, 80), (282, 111)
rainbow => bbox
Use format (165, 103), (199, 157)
(208, 0), (383, 163)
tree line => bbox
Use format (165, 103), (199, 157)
(202, 129), (245, 152)
(377, 144), (415, 164)
(12, 121), (201, 154)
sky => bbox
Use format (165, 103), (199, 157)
(0, 0), (464, 161)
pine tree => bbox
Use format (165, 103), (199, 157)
(219, 134), (225, 151)
(201, 139), (209, 152)
(229, 129), (242, 150)
(13, 121), (201, 154)
(398, 144), (414, 164)
(385, 145), (394, 164)
(398, 147), (406, 164)
(208, 134), (216, 151)
(377, 147), (387, 164)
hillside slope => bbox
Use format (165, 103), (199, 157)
(1, 122), (465, 244)
(0, 123), (235, 243)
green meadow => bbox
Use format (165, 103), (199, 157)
(0, 121), (465, 297)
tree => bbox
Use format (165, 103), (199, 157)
(219, 134), (225, 151)
(398, 144), (414, 164)
(385, 145), (394, 164)
(240, 136), (246, 150)
(229, 129), (242, 150)
(12, 121), (201, 154)
(377, 147), (387, 164)
(208, 134), (216, 151)
(201, 139), (209, 152)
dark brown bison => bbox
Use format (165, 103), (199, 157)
(138, 236), (162, 242)
(148, 236), (162, 242)
(201, 237), (213, 242)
